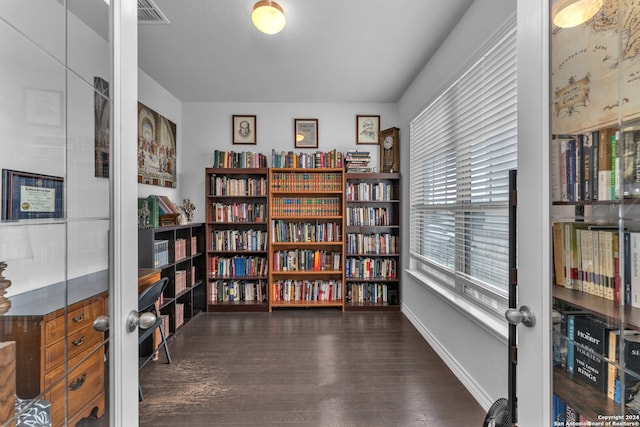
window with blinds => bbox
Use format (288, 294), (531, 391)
(409, 19), (517, 315)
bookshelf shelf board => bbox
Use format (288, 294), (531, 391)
(271, 190), (344, 195)
(553, 368), (620, 421)
(208, 275), (268, 280)
(271, 215), (343, 220)
(207, 221), (268, 225)
(270, 241), (343, 247)
(270, 300), (344, 308)
(207, 301), (268, 312)
(554, 286), (640, 330)
(271, 270), (343, 276)
(345, 301), (401, 311)
(208, 250), (268, 255)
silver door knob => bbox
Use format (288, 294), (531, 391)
(93, 315), (109, 332)
(93, 311), (156, 333)
(505, 305), (536, 327)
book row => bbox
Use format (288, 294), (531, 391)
(554, 309), (640, 410)
(347, 283), (392, 304)
(270, 220), (341, 243)
(552, 222), (640, 306)
(346, 206), (390, 226)
(345, 257), (397, 280)
(345, 181), (394, 201)
(209, 175), (268, 197)
(152, 239), (169, 268)
(271, 279), (343, 302)
(212, 150), (267, 169)
(209, 255), (268, 278)
(272, 249), (342, 272)
(271, 197), (342, 217)
(211, 202), (267, 223)
(346, 232), (398, 255)
(553, 394), (590, 425)
(553, 222), (619, 301)
(271, 149), (344, 169)
(551, 127), (640, 203)
(209, 279), (267, 303)
(211, 229), (267, 252)
(270, 171), (343, 192)
(174, 237), (196, 262)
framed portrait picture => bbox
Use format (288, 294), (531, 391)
(294, 118), (318, 148)
(24, 88), (63, 127)
(232, 115), (257, 145)
(2, 169), (64, 220)
(356, 115), (380, 145)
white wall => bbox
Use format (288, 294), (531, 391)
(181, 102), (398, 224)
(397, 0), (517, 410)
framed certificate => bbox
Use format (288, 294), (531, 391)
(2, 169), (64, 220)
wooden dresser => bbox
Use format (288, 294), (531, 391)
(0, 271), (108, 427)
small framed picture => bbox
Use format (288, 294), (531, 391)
(232, 115), (257, 144)
(294, 118), (318, 148)
(24, 88), (63, 127)
(356, 115), (380, 145)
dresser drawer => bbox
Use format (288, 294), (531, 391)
(44, 298), (105, 344)
(44, 349), (104, 427)
(43, 323), (103, 372)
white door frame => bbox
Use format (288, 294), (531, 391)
(516, 0), (552, 425)
(109, 0), (140, 424)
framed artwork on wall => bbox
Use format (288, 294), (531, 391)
(232, 115), (257, 145)
(356, 115), (380, 145)
(137, 102), (177, 188)
(24, 88), (63, 127)
(1, 169), (64, 220)
(94, 76), (110, 178)
(294, 118), (318, 148)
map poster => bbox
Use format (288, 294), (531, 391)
(551, 0), (640, 135)
(137, 102), (177, 188)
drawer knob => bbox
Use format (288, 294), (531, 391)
(72, 336), (85, 346)
(72, 313), (85, 323)
(69, 373), (86, 391)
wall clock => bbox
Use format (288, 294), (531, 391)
(379, 127), (399, 173)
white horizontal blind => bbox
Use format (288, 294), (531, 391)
(410, 21), (517, 313)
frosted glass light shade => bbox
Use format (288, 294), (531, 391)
(252, 1), (286, 35)
(552, 0), (604, 28)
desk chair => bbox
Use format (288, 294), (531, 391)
(138, 276), (172, 401)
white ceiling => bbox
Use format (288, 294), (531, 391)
(73, 0), (475, 103)
(138, 0), (475, 103)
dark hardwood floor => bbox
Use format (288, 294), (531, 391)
(137, 310), (486, 427)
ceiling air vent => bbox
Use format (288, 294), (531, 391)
(138, 0), (170, 24)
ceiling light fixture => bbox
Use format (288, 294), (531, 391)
(552, 0), (603, 28)
(252, 0), (286, 35)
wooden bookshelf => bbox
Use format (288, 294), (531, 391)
(344, 173), (401, 311)
(268, 168), (345, 311)
(205, 168), (269, 312)
(138, 223), (206, 334)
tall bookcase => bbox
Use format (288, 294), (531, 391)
(548, 2), (640, 421)
(268, 168), (345, 310)
(344, 173), (400, 311)
(138, 223), (206, 335)
(205, 168), (269, 311)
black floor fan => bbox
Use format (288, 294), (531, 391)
(483, 169), (518, 427)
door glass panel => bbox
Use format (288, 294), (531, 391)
(0, 0), (111, 425)
(550, 0), (640, 423)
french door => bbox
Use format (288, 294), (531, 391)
(0, 0), (139, 425)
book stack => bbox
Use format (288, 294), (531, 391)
(175, 270), (187, 294)
(345, 150), (372, 172)
(175, 238), (187, 261)
(212, 150), (267, 169)
(175, 303), (184, 329)
(271, 149), (344, 168)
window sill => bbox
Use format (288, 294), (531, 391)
(407, 269), (509, 343)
